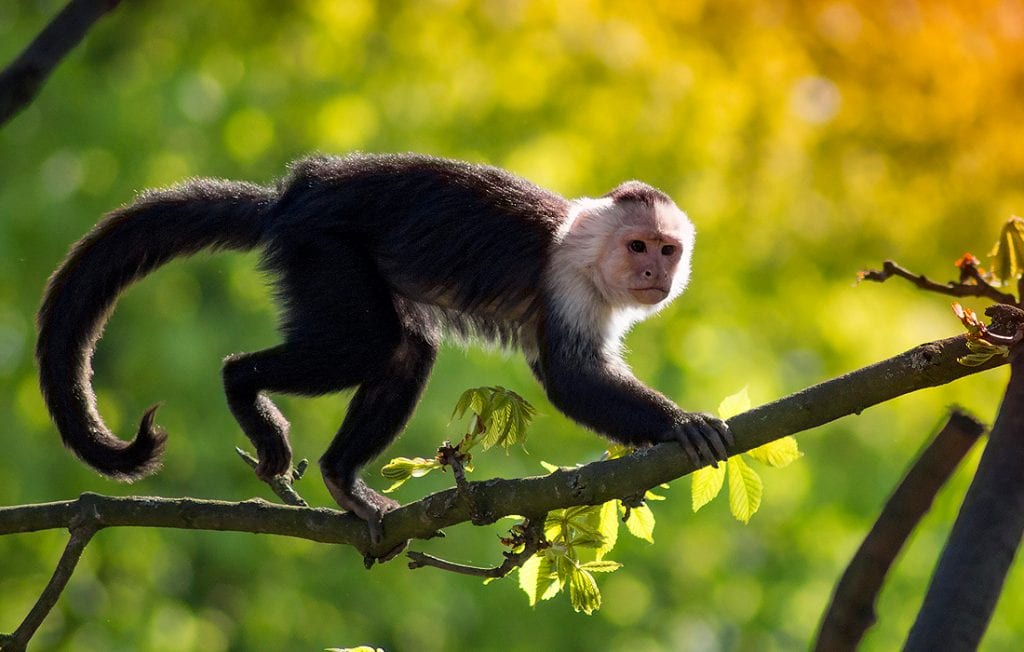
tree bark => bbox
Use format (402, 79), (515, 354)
(904, 349), (1024, 650)
(0, 0), (121, 128)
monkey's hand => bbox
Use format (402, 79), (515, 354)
(324, 475), (406, 557)
(670, 413), (734, 468)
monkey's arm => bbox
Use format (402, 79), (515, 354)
(536, 324), (732, 466)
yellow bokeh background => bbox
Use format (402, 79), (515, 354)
(1, 1), (1023, 650)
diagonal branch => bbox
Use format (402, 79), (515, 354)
(0, 0), (122, 128)
(905, 346), (1024, 650)
(0, 334), (1007, 560)
(1, 506), (101, 652)
(814, 408), (986, 652)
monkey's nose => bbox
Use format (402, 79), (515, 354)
(643, 270), (653, 278)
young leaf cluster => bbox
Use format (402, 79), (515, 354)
(380, 386), (535, 492)
(519, 500), (630, 614)
(988, 215), (1024, 285)
(691, 387), (802, 522)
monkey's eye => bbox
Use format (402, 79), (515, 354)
(628, 240), (646, 253)
(661, 245), (676, 256)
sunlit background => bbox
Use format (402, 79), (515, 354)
(1, 0), (1023, 649)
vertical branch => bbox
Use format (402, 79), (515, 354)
(1, 523), (98, 651)
(0, 0), (122, 127)
(905, 347), (1024, 650)
(814, 409), (986, 652)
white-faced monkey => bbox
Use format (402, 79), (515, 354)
(36, 153), (733, 543)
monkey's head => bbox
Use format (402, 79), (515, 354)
(559, 181), (695, 313)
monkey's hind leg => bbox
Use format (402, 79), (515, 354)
(320, 329), (438, 544)
(222, 341), (381, 480)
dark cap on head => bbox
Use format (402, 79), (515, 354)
(604, 180), (672, 206)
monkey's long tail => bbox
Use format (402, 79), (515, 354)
(36, 179), (277, 481)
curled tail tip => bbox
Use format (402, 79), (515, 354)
(89, 404), (169, 483)
(128, 403), (169, 480)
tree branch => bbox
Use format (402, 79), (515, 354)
(0, 0), (122, 128)
(1, 507), (100, 651)
(406, 518), (547, 578)
(0, 334), (1005, 558)
(905, 346), (1024, 650)
(814, 408), (986, 652)
(860, 260), (1017, 304)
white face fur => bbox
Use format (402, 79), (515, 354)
(544, 195), (696, 349)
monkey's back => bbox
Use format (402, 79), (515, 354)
(264, 153), (570, 343)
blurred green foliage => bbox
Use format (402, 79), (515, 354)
(1, 0), (1023, 649)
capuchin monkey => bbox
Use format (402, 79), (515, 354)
(36, 153), (733, 544)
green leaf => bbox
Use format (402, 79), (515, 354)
(692, 463), (726, 512)
(717, 386), (751, 419)
(518, 554), (561, 606)
(379, 456), (441, 493)
(595, 500), (619, 560)
(623, 503), (656, 543)
(579, 560), (623, 573)
(454, 386), (536, 451)
(989, 216), (1024, 283)
(568, 566), (602, 615)
(567, 534), (606, 549)
(605, 444), (634, 459)
(747, 436), (803, 467)
(727, 456), (763, 523)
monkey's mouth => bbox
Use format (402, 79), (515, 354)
(629, 287), (670, 305)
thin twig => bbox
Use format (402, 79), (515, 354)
(0, 0), (122, 127)
(814, 408), (986, 652)
(235, 447), (309, 507)
(0, 507), (101, 651)
(860, 260), (1017, 304)
(407, 519), (547, 578)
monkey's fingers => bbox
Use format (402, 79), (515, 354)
(696, 419), (729, 462)
(673, 430), (702, 467)
(677, 426), (718, 468)
(708, 415), (736, 448)
(367, 511), (387, 546)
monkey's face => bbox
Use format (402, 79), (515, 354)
(591, 200), (694, 308)
(597, 227), (685, 305)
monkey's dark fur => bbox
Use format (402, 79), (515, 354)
(37, 152), (730, 540)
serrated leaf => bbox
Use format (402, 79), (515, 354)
(989, 216), (1024, 283)
(568, 534), (606, 549)
(518, 554), (561, 606)
(958, 352), (1000, 366)
(595, 500), (619, 560)
(579, 560), (623, 573)
(568, 566), (602, 615)
(692, 463), (727, 512)
(727, 456), (763, 523)
(718, 386), (751, 419)
(379, 456), (441, 493)
(623, 503), (656, 543)
(747, 436), (803, 467)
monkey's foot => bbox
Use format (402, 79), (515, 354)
(253, 439), (293, 480)
(672, 412), (734, 468)
(236, 448), (309, 507)
(324, 475), (403, 550)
